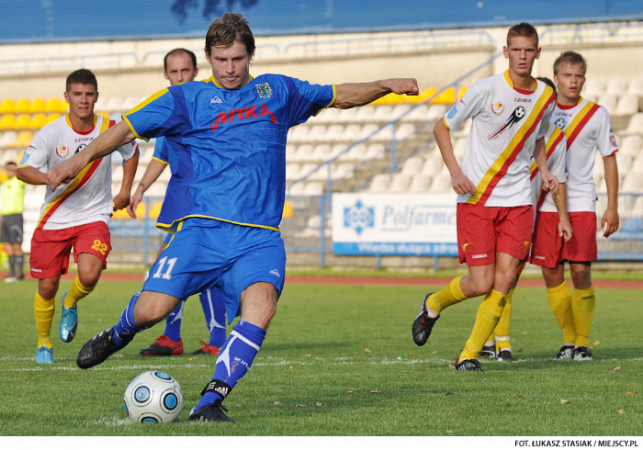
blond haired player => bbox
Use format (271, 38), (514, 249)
(530, 51), (619, 361)
(481, 77), (572, 361)
(17, 69), (138, 364)
(412, 23), (558, 371)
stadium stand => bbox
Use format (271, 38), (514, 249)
(1, 16), (642, 268)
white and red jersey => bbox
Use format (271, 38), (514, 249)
(19, 114), (138, 230)
(531, 123), (568, 212)
(550, 97), (618, 212)
(444, 70), (555, 207)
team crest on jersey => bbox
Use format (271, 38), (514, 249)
(56, 146), (69, 158)
(554, 118), (567, 130)
(490, 102), (505, 115)
(487, 106), (526, 140)
(255, 82), (272, 99)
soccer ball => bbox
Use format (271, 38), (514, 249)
(123, 371), (183, 423)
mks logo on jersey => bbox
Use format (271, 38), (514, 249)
(56, 146), (69, 158)
(255, 82), (273, 99)
(490, 102), (505, 115)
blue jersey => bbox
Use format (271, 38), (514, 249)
(124, 74), (336, 230)
(151, 136), (192, 232)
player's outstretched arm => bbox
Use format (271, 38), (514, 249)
(434, 118), (475, 195)
(17, 165), (49, 186)
(114, 147), (139, 211)
(127, 159), (167, 218)
(333, 78), (418, 109)
(601, 154), (619, 237)
(47, 120), (136, 190)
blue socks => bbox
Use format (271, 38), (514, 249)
(112, 292), (148, 346)
(200, 289), (227, 348)
(194, 320), (266, 409)
(163, 302), (185, 342)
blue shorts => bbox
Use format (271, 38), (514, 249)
(143, 218), (286, 323)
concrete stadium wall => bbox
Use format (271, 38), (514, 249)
(1, 25), (641, 102)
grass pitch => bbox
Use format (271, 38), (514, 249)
(0, 277), (641, 437)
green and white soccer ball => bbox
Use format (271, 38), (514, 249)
(124, 371), (183, 423)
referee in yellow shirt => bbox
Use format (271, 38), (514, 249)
(0, 161), (26, 281)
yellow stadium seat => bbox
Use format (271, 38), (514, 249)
(45, 113), (61, 124)
(282, 201), (293, 219)
(12, 130), (33, 149)
(15, 113), (32, 130)
(0, 98), (16, 114)
(111, 208), (131, 219)
(457, 86), (469, 100)
(45, 98), (68, 113)
(30, 113), (47, 130)
(148, 202), (163, 219)
(30, 97), (47, 113)
(430, 86), (456, 104)
(0, 114), (16, 130)
(15, 98), (31, 114)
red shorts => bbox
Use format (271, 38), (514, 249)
(530, 211), (597, 268)
(457, 203), (533, 266)
(30, 221), (111, 279)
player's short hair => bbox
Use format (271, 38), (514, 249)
(537, 76), (556, 94)
(507, 22), (539, 48)
(164, 48), (197, 71)
(205, 12), (255, 58)
(66, 68), (98, 92)
(5, 161), (17, 168)
(553, 51), (587, 75)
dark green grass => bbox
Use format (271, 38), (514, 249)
(0, 279), (641, 436)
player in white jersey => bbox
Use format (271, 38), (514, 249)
(412, 23), (559, 371)
(17, 69), (139, 364)
(530, 51), (619, 361)
(481, 77), (572, 362)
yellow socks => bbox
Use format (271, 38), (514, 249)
(572, 285), (596, 348)
(547, 281), (576, 345)
(34, 291), (55, 348)
(459, 289), (507, 361)
(64, 276), (93, 309)
(426, 276), (467, 317)
(494, 289), (513, 351)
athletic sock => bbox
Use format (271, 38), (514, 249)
(494, 289), (513, 351)
(64, 276), (93, 309)
(572, 285), (596, 348)
(459, 289), (507, 361)
(34, 291), (55, 348)
(112, 292), (147, 346)
(426, 276), (467, 317)
(195, 320), (266, 409)
(15, 255), (24, 278)
(8, 255), (16, 277)
(200, 289), (227, 348)
(546, 281), (576, 344)
(163, 302), (184, 342)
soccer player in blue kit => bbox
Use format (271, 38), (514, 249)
(48, 12), (418, 422)
(128, 48), (227, 357)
